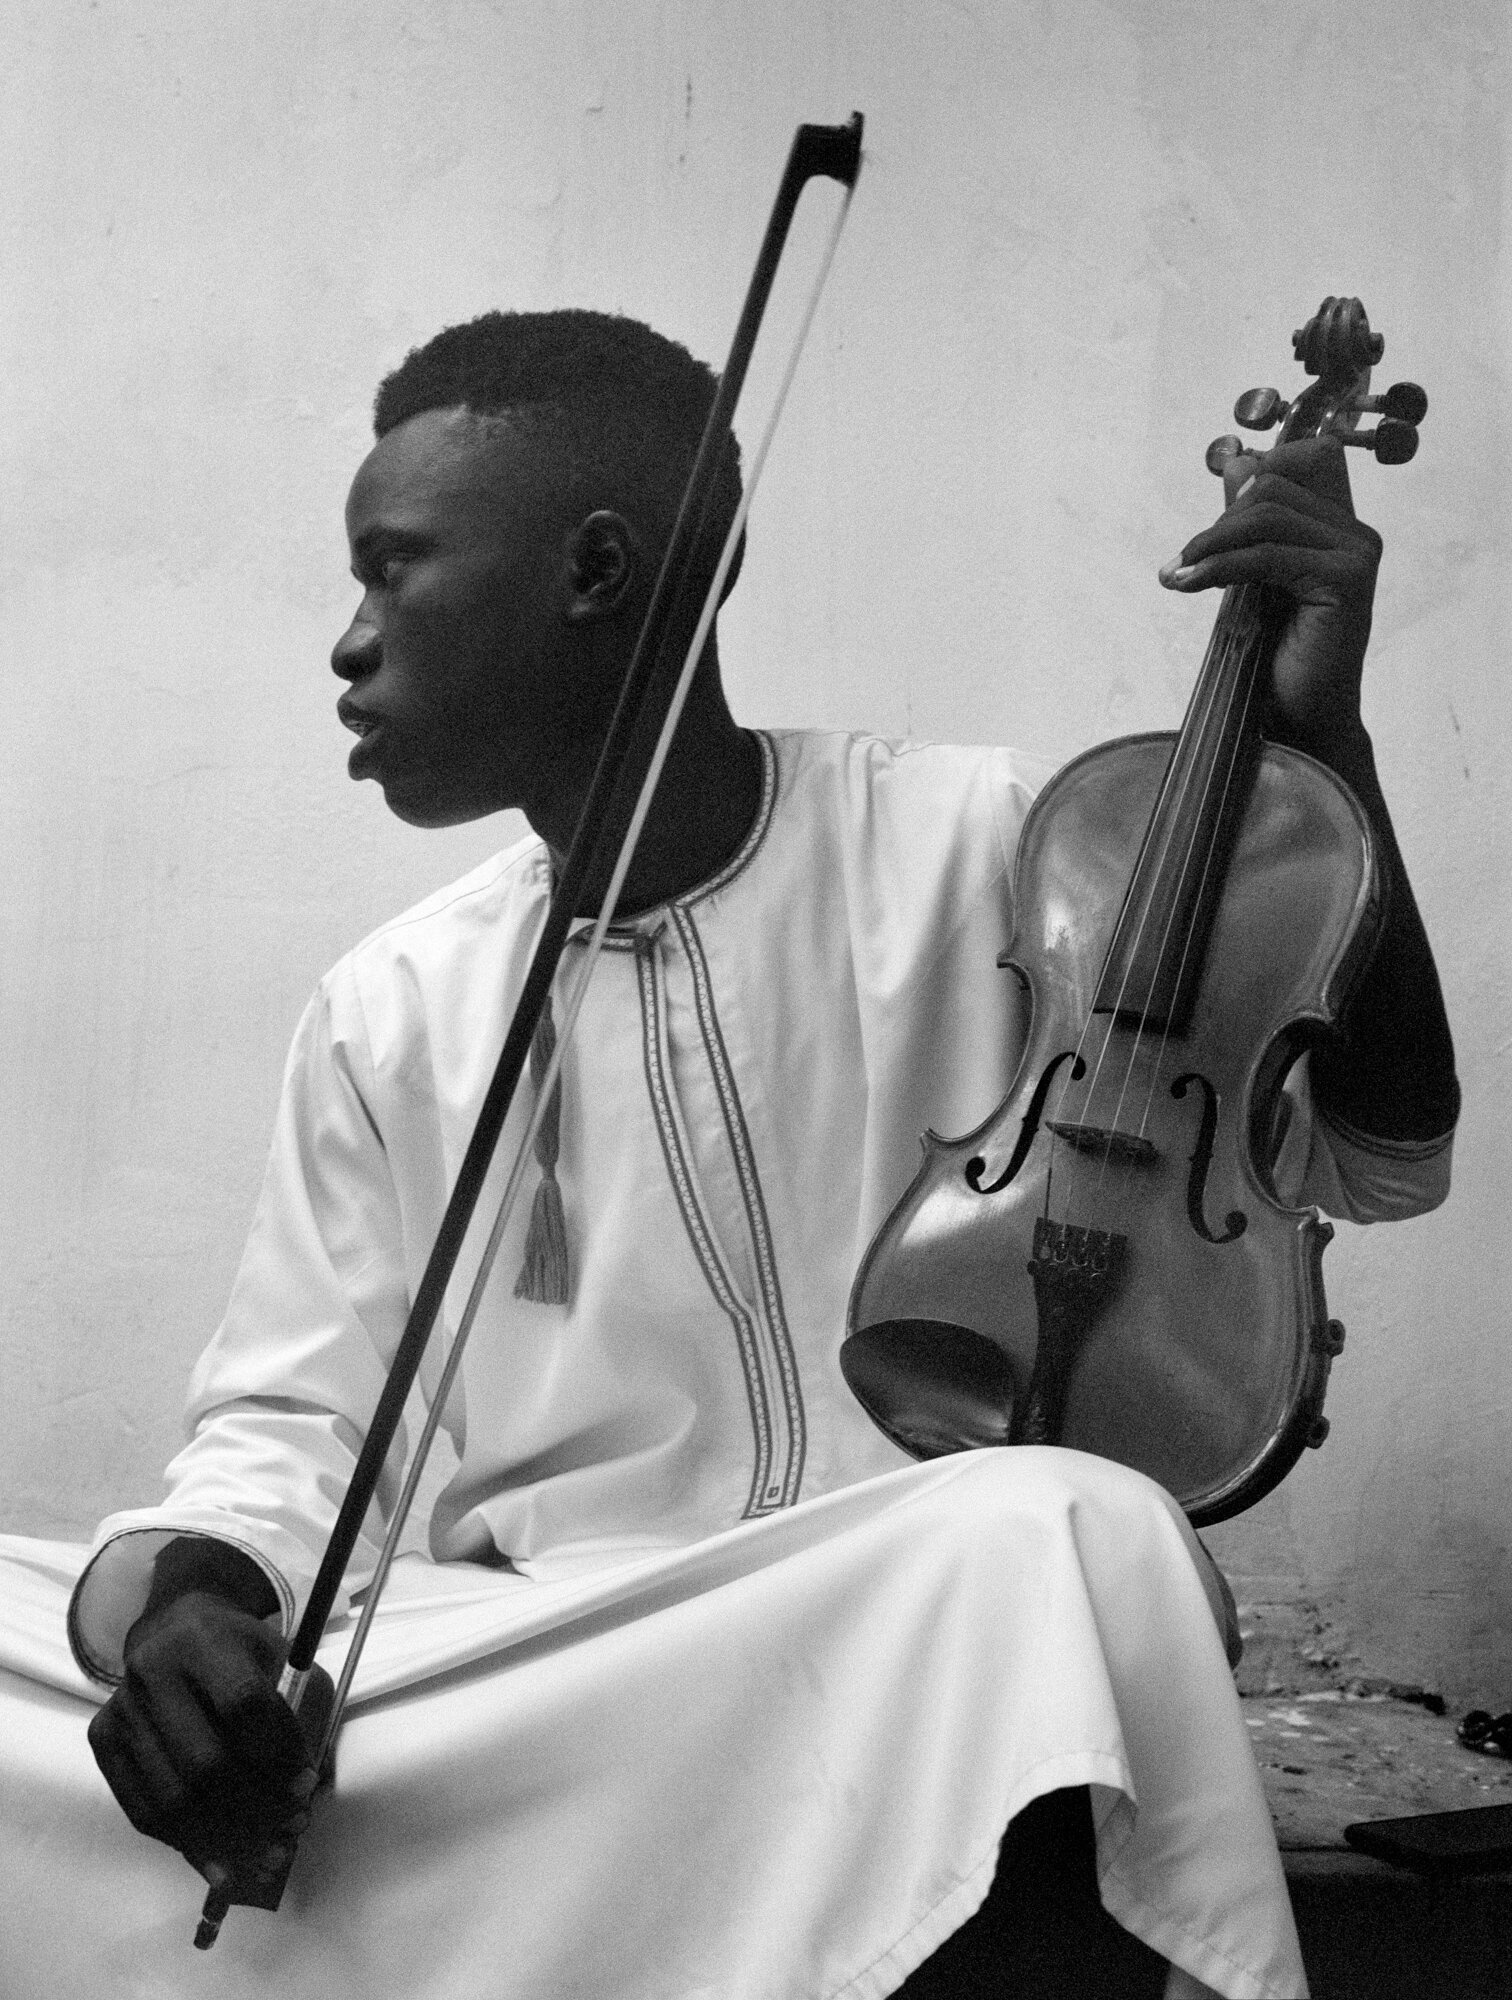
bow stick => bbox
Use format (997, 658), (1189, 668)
(194, 110), (864, 1949)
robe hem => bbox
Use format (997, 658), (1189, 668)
(829, 1749), (1134, 2000)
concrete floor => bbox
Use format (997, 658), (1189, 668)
(1243, 1692), (1512, 2000)
(1244, 1689), (1512, 1846)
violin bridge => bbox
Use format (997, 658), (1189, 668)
(1014, 1220), (1130, 1447)
(1044, 1120), (1156, 1164)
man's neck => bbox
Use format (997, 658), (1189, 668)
(539, 670), (765, 919)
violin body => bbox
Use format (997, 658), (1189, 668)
(845, 730), (1380, 1524)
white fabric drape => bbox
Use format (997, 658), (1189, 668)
(6, 1451), (1302, 1997)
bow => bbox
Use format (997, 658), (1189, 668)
(195, 110), (864, 1949)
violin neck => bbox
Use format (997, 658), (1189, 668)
(1092, 584), (1282, 1035)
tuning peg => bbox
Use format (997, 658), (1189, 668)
(1233, 387), (1289, 431)
(1356, 381), (1428, 425)
(1338, 418), (1419, 464)
(1205, 434), (1245, 476)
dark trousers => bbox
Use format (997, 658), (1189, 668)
(895, 1788), (1169, 1999)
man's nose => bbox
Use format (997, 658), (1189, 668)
(331, 611), (380, 682)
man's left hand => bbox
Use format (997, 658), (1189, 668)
(1157, 437), (1381, 762)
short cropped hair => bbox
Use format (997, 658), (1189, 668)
(374, 310), (743, 585)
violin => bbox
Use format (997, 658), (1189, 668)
(842, 298), (1426, 1525)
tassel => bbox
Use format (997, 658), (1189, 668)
(515, 1172), (570, 1305)
(514, 998), (571, 1305)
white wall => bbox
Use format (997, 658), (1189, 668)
(2, 0), (1507, 1700)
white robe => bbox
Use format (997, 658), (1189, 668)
(7, 730), (1451, 1997)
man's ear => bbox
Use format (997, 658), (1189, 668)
(564, 510), (640, 623)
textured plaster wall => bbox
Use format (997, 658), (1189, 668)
(1, 0), (1506, 1700)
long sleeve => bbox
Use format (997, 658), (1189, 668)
(69, 972), (413, 1683)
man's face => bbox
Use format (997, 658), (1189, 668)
(333, 406), (612, 828)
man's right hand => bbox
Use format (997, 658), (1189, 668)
(86, 1541), (322, 1882)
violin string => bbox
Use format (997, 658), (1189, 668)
(307, 177), (859, 1775)
(1118, 585), (1263, 1142)
(1134, 588), (1270, 1136)
(1041, 593), (1245, 1229)
(1038, 614), (1236, 1228)
(1096, 597), (1253, 1160)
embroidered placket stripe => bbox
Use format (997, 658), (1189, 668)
(670, 903), (806, 1509)
(632, 936), (778, 1520)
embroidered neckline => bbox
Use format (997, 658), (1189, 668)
(674, 729), (778, 910)
(559, 729), (779, 938)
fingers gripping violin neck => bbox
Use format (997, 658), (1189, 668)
(843, 298), (1423, 1525)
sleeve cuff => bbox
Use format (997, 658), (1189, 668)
(1272, 1055), (1456, 1224)
(66, 1518), (296, 1687)
(1314, 1100), (1459, 1164)
(1311, 1101), (1456, 1222)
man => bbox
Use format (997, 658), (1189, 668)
(72, 311), (1456, 1997)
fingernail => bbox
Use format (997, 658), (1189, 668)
(1159, 560), (1197, 587)
(1236, 473), (1256, 499)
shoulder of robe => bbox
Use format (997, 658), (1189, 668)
(336, 832), (549, 981)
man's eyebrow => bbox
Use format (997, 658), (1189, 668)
(351, 524), (435, 561)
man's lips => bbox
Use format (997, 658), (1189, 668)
(337, 700), (381, 738)
(337, 701), (388, 779)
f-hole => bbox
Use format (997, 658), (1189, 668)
(967, 1051), (1085, 1196)
(1171, 1071), (1247, 1244)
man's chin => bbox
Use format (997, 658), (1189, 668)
(373, 773), (505, 831)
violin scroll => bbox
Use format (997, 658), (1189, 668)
(1291, 293), (1382, 375)
(1206, 295), (1427, 473)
